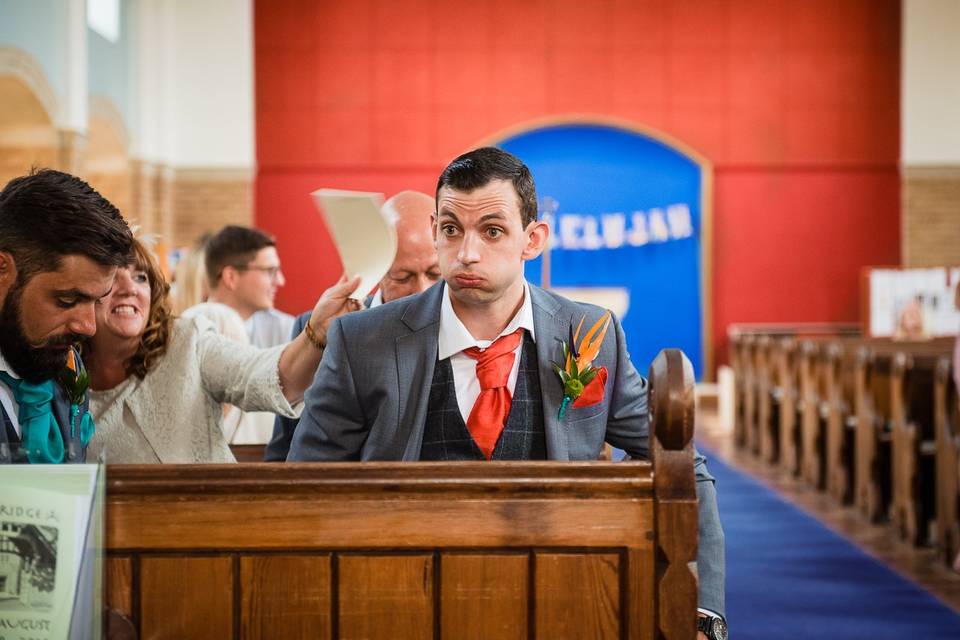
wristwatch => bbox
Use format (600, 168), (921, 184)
(697, 615), (728, 640)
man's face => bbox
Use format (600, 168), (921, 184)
(0, 255), (116, 382)
(434, 179), (546, 308)
(231, 246), (284, 313)
(380, 229), (440, 303)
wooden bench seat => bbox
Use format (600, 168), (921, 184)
(104, 350), (700, 640)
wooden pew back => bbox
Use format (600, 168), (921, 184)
(823, 340), (860, 504)
(935, 356), (960, 568)
(777, 338), (801, 474)
(104, 350), (699, 640)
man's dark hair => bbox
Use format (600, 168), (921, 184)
(0, 168), (132, 282)
(205, 225), (276, 286)
(436, 147), (538, 227)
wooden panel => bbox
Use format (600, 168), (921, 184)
(231, 444), (267, 462)
(626, 548), (654, 640)
(240, 555), (331, 640)
(440, 554), (528, 640)
(105, 556), (133, 618)
(107, 461), (654, 552)
(140, 556), (234, 640)
(534, 553), (620, 640)
(109, 497), (652, 551)
(338, 554), (433, 640)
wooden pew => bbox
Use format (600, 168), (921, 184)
(798, 340), (828, 488)
(734, 334), (758, 450)
(730, 323), (860, 462)
(730, 333), (750, 447)
(854, 339), (953, 526)
(776, 338), (801, 475)
(104, 350), (699, 640)
(935, 356), (960, 569)
(754, 336), (779, 460)
(889, 350), (943, 545)
(823, 340), (859, 504)
(855, 345), (897, 521)
(230, 443), (267, 462)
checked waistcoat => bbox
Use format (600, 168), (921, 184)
(419, 334), (547, 461)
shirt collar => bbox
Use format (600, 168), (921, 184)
(438, 280), (536, 361)
(368, 289), (384, 308)
(0, 350), (19, 381)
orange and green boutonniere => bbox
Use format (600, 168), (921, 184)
(57, 350), (90, 406)
(57, 350), (93, 442)
(552, 311), (612, 420)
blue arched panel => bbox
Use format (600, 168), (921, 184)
(497, 122), (707, 378)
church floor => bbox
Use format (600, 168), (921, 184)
(695, 405), (960, 615)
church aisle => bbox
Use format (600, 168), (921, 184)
(701, 447), (960, 638)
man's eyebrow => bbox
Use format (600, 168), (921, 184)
(437, 210), (460, 221)
(53, 287), (113, 302)
(478, 212), (507, 223)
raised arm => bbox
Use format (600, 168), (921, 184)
(276, 274), (361, 402)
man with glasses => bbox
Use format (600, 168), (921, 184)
(205, 225), (294, 348)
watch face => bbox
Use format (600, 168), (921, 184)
(711, 618), (728, 640)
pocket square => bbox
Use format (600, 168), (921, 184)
(573, 366), (607, 408)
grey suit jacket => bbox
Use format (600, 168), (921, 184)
(289, 282), (724, 615)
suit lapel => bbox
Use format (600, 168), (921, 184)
(394, 283), (443, 460)
(0, 401), (16, 462)
(530, 285), (569, 461)
(51, 383), (81, 462)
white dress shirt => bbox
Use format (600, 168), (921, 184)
(0, 350), (21, 436)
(437, 281), (536, 423)
(245, 307), (296, 348)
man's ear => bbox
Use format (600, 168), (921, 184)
(0, 251), (18, 300)
(431, 213), (439, 248)
(219, 266), (239, 292)
(521, 219), (550, 261)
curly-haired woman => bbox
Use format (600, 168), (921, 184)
(84, 237), (358, 463)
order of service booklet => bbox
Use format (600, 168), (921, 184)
(0, 464), (102, 640)
(310, 188), (397, 302)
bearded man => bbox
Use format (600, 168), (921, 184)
(0, 169), (132, 464)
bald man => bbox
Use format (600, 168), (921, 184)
(264, 190), (439, 460)
(368, 191), (440, 306)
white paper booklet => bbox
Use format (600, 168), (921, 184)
(0, 465), (100, 640)
(311, 188), (397, 302)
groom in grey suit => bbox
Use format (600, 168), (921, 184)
(289, 147), (726, 632)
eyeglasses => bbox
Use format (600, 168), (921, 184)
(233, 265), (283, 280)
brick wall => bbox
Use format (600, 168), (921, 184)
(902, 166), (960, 266)
(0, 144), (58, 188)
(163, 168), (253, 248)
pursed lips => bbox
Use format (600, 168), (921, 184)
(453, 273), (485, 286)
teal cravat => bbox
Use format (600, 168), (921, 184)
(0, 371), (72, 464)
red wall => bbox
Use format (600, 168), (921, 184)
(255, 0), (900, 366)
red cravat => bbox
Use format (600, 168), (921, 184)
(463, 329), (524, 459)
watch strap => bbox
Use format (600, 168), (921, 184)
(697, 616), (712, 634)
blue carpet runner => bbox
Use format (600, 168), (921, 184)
(702, 447), (960, 638)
